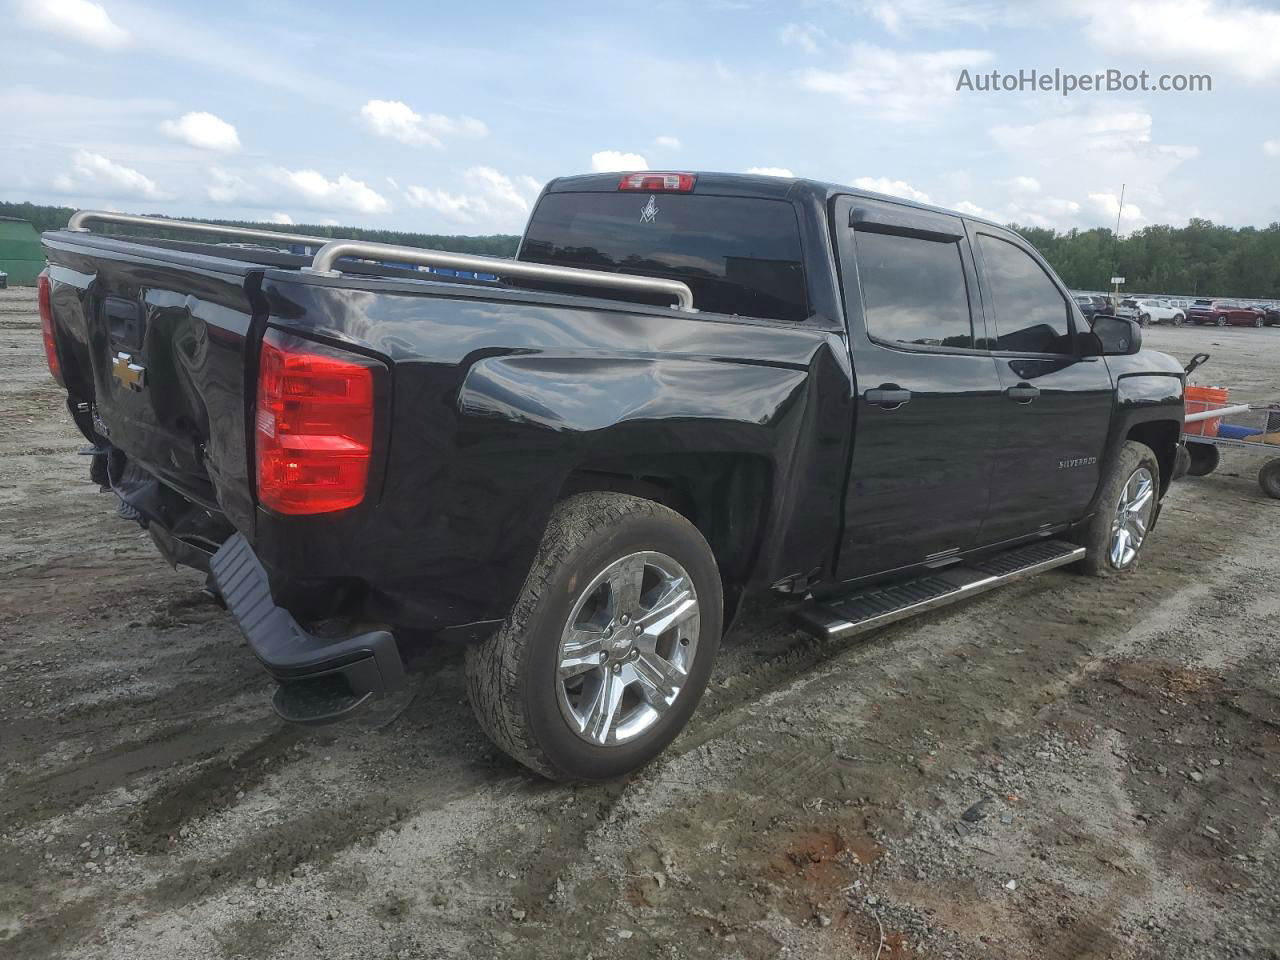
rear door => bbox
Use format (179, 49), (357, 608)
(969, 226), (1114, 544)
(832, 196), (1002, 580)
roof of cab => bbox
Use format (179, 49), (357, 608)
(544, 170), (1011, 232)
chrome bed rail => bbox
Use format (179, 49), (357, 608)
(66, 209), (697, 312)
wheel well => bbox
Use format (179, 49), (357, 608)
(557, 454), (772, 623)
(1126, 420), (1181, 492)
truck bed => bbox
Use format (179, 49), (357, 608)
(41, 221), (843, 647)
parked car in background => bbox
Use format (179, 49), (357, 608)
(1255, 302), (1280, 326)
(0, 270), (7, 290)
(1115, 297), (1186, 326)
(1187, 299), (1266, 327)
(1073, 294), (1101, 321)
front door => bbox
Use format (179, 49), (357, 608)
(969, 227), (1115, 544)
(833, 197), (1002, 581)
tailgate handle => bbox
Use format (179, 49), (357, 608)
(1006, 383), (1040, 403)
(103, 296), (144, 351)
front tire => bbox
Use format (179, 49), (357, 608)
(1173, 313), (1185, 326)
(465, 492), (722, 781)
(1076, 441), (1160, 577)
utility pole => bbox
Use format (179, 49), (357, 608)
(1112, 183), (1126, 300)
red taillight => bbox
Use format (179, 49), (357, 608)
(617, 172), (696, 192)
(38, 270), (64, 386)
(255, 330), (376, 515)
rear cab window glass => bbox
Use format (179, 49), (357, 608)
(519, 192), (809, 321)
(977, 234), (1073, 354)
(854, 231), (974, 350)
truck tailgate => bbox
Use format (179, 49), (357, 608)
(43, 233), (264, 534)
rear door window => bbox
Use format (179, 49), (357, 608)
(854, 231), (974, 350)
(977, 234), (1073, 354)
(520, 192), (808, 321)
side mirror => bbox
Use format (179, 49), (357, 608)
(1086, 314), (1142, 356)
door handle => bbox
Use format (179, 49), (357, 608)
(1006, 383), (1040, 403)
(865, 385), (912, 409)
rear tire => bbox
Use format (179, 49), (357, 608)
(1259, 460), (1280, 500)
(1076, 441), (1160, 578)
(1173, 313), (1184, 326)
(1216, 315), (1228, 327)
(465, 492), (722, 781)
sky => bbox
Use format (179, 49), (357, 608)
(3, 0), (1279, 236)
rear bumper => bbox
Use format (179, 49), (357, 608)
(210, 533), (407, 723)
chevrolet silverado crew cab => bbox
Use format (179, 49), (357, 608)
(39, 172), (1187, 781)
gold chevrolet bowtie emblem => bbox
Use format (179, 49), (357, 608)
(112, 352), (146, 391)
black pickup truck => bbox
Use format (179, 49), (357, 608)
(39, 172), (1186, 780)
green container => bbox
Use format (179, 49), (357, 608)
(0, 217), (46, 286)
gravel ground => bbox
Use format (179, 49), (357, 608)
(2, 286), (1278, 959)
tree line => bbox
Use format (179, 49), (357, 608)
(0, 202), (520, 258)
(6, 201), (1279, 299)
(1011, 219), (1280, 298)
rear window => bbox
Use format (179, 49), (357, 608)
(519, 192), (809, 321)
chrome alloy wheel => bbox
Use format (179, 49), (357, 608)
(555, 551), (700, 746)
(1109, 466), (1155, 569)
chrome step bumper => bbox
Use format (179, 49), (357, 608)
(793, 539), (1085, 640)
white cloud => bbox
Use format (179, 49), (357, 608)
(269, 212), (294, 225)
(360, 99), (487, 148)
(780, 22), (826, 55)
(746, 167), (796, 177)
(274, 168), (391, 214)
(52, 149), (162, 200)
(803, 43), (995, 121)
(404, 186), (475, 220)
(987, 106), (1198, 226)
(465, 166), (531, 212)
(1068, 0), (1280, 81)
(404, 167), (540, 228)
(852, 176), (933, 204)
(17, 0), (129, 50)
(991, 110), (1157, 152)
(160, 111), (241, 152)
(1088, 191), (1145, 227)
(207, 167), (250, 204)
(1265, 139), (1280, 157)
(654, 135), (682, 149)
(591, 150), (648, 173)
(1036, 197), (1082, 217)
(953, 199), (999, 219)
(857, 0), (1004, 34)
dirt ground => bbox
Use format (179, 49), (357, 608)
(2, 285), (1278, 960)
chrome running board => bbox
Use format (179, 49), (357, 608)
(793, 539), (1085, 640)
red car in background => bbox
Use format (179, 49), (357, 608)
(1186, 299), (1266, 327)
